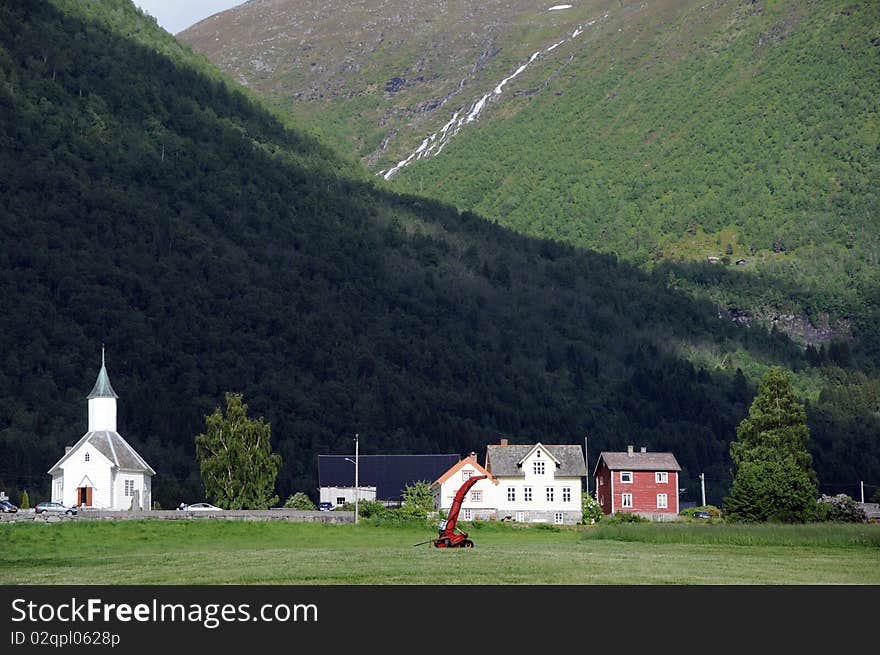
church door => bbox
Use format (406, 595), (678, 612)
(77, 487), (92, 507)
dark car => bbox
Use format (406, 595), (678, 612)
(0, 499), (18, 513)
(319, 502), (333, 511)
(692, 510), (712, 519)
(34, 501), (77, 515)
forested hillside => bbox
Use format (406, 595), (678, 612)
(0, 0), (876, 509)
(181, 0), (880, 362)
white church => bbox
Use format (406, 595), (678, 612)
(48, 351), (155, 510)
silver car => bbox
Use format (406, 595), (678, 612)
(34, 501), (78, 515)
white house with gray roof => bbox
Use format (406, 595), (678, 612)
(484, 438), (587, 525)
(48, 351), (155, 510)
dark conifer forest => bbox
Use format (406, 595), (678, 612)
(0, 0), (877, 508)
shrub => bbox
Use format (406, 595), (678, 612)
(581, 491), (603, 524)
(283, 492), (316, 510)
(817, 494), (867, 523)
(605, 511), (649, 523)
(680, 505), (722, 519)
(342, 499), (388, 518)
(20, 490), (29, 509)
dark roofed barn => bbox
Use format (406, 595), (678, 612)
(318, 454), (461, 505)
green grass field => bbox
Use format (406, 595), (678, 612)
(2, 520), (878, 585)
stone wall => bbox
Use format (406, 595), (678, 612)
(0, 508), (354, 523)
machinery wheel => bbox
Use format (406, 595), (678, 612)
(462, 539), (474, 548)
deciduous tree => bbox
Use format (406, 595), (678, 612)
(399, 480), (435, 519)
(195, 392), (281, 509)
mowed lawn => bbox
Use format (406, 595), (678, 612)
(1, 520), (878, 585)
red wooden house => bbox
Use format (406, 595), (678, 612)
(593, 446), (681, 519)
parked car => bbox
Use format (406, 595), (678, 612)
(692, 510), (712, 519)
(0, 499), (18, 513)
(183, 503), (222, 511)
(319, 502), (333, 511)
(34, 501), (77, 515)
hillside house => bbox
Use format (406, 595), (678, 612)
(317, 453), (461, 507)
(594, 446), (681, 520)
(48, 351), (155, 510)
(431, 454), (497, 521)
(484, 439), (587, 525)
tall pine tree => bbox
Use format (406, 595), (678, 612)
(724, 368), (819, 522)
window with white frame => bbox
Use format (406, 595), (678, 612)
(462, 509), (473, 521)
(562, 487), (571, 502)
(462, 469), (473, 480)
(507, 487), (516, 502)
(545, 487), (554, 502)
(655, 471), (668, 484)
(533, 461), (545, 475)
(470, 490), (482, 503)
(524, 487), (532, 502)
(554, 512), (564, 525)
(656, 493), (668, 509)
(85, 452), (90, 462)
(124, 479), (134, 497)
(620, 471), (633, 483)
(622, 493), (633, 508)
(515, 511), (524, 522)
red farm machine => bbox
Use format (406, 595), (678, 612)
(415, 474), (487, 548)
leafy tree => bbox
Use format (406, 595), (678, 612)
(581, 491), (603, 524)
(724, 368), (819, 522)
(283, 492), (316, 510)
(20, 490), (29, 509)
(399, 480), (435, 519)
(195, 392), (282, 509)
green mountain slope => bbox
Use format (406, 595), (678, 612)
(1, 0), (877, 509)
(180, 0), (880, 359)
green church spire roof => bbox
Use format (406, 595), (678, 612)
(87, 347), (118, 399)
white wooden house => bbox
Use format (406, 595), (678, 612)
(485, 438), (586, 525)
(431, 454), (497, 521)
(47, 352), (155, 510)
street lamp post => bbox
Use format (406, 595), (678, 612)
(345, 433), (359, 524)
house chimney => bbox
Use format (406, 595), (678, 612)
(640, 446), (647, 453)
(627, 445), (633, 457)
(469, 451), (477, 460)
(500, 438), (508, 446)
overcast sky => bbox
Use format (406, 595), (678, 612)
(132, 0), (248, 35)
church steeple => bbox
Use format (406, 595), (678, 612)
(87, 347), (118, 432)
(87, 346), (118, 399)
